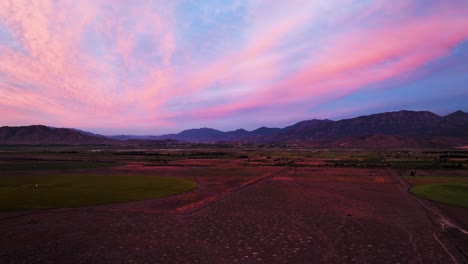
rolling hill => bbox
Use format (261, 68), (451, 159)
(0, 125), (116, 145)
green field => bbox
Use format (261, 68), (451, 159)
(0, 175), (197, 211)
(409, 182), (468, 208)
(0, 161), (117, 171)
(402, 176), (468, 181)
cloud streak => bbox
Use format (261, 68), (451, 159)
(0, 0), (467, 134)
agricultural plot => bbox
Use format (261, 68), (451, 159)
(410, 182), (468, 207)
(400, 173), (468, 208)
(0, 175), (196, 211)
(0, 161), (116, 171)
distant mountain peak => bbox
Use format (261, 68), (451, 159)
(443, 110), (468, 124)
(183, 127), (220, 132)
(360, 109), (440, 118)
(250, 126), (281, 136)
(447, 110), (467, 116)
(0, 125), (115, 145)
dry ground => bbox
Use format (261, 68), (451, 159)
(0, 165), (467, 263)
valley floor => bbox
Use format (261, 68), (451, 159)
(1, 163), (467, 263)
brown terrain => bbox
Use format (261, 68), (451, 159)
(1, 163), (467, 264)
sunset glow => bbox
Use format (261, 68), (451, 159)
(0, 0), (467, 134)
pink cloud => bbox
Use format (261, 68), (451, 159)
(0, 1), (466, 133)
(0, 0), (181, 130)
(168, 2), (321, 100)
(189, 5), (468, 120)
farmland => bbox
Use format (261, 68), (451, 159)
(0, 175), (196, 211)
(0, 145), (467, 263)
(409, 182), (468, 207)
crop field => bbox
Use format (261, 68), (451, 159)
(0, 161), (116, 171)
(0, 146), (467, 263)
(0, 175), (196, 211)
(409, 182), (468, 207)
(400, 173), (468, 209)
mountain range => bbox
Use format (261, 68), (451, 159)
(1, 110), (468, 148)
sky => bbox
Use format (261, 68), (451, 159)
(0, 0), (467, 135)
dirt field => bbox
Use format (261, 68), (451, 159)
(1, 163), (467, 263)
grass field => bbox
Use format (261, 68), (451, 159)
(402, 176), (468, 182)
(409, 182), (468, 208)
(0, 161), (117, 171)
(0, 175), (197, 211)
